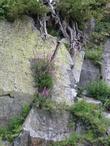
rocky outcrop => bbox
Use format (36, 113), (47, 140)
(102, 39), (110, 84)
(19, 108), (73, 146)
(0, 16), (71, 125)
(79, 59), (100, 86)
(0, 16), (85, 145)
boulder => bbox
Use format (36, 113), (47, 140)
(0, 16), (57, 125)
(102, 39), (110, 84)
(15, 108), (74, 146)
(0, 16), (85, 145)
(79, 59), (100, 86)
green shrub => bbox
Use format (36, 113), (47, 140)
(103, 99), (110, 111)
(0, 105), (30, 142)
(47, 26), (60, 37)
(0, 0), (48, 20)
(50, 101), (110, 146)
(95, 19), (110, 37)
(33, 94), (54, 111)
(33, 94), (70, 111)
(70, 101), (109, 136)
(86, 80), (110, 111)
(85, 47), (103, 66)
(50, 133), (80, 146)
(57, 0), (108, 28)
(93, 136), (110, 146)
(34, 59), (53, 91)
(86, 80), (110, 103)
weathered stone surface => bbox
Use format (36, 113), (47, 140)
(0, 16), (85, 145)
(23, 108), (73, 141)
(0, 16), (85, 125)
(52, 43), (76, 105)
(79, 59), (100, 86)
(0, 16), (58, 125)
(102, 39), (110, 84)
(78, 97), (102, 106)
(13, 131), (30, 146)
(73, 50), (85, 84)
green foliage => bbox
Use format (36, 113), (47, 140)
(58, 0), (108, 27)
(47, 26), (60, 37)
(50, 133), (80, 146)
(33, 94), (54, 111)
(86, 80), (110, 111)
(70, 101), (109, 136)
(0, 0), (48, 20)
(50, 101), (110, 146)
(0, 105), (30, 142)
(85, 47), (103, 66)
(91, 19), (110, 43)
(95, 12), (110, 35)
(93, 136), (110, 146)
(33, 94), (69, 111)
(86, 80), (110, 102)
(34, 59), (53, 91)
(103, 99), (110, 111)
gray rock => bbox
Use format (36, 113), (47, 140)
(23, 108), (74, 142)
(102, 39), (110, 84)
(52, 44), (76, 105)
(79, 59), (100, 86)
(78, 96), (102, 106)
(103, 112), (110, 119)
(0, 16), (85, 146)
(13, 131), (30, 146)
(0, 14), (56, 124)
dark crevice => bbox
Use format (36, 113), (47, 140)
(0, 93), (14, 98)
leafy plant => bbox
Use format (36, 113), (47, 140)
(0, 0), (48, 21)
(70, 101), (109, 136)
(85, 47), (103, 66)
(33, 94), (54, 111)
(50, 101), (110, 146)
(47, 26), (60, 37)
(57, 0), (108, 28)
(50, 133), (80, 146)
(86, 80), (110, 102)
(103, 99), (110, 112)
(0, 105), (30, 142)
(34, 59), (53, 92)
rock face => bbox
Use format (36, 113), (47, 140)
(20, 108), (73, 146)
(102, 39), (110, 84)
(0, 16), (57, 125)
(79, 59), (100, 86)
(0, 16), (84, 145)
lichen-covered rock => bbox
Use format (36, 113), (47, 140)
(102, 39), (110, 84)
(52, 43), (76, 105)
(20, 108), (74, 146)
(0, 16), (57, 125)
(79, 59), (100, 86)
(13, 131), (30, 146)
(0, 16), (85, 145)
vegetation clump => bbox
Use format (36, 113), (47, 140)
(86, 80), (110, 111)
(0, 105), (30, 142)
(0, 0), (48, 20)
(70, 101), (108, 136)
(34, 58), (53, 93)
(32, 57), (54, 111)
(57, 0), (108, 28)
(50, 101), (110, 146)
(85, 47), (103, 66)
